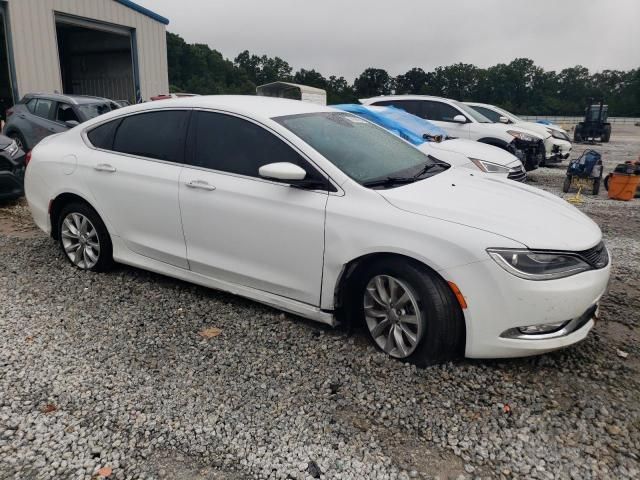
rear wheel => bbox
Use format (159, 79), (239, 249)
(574, 125), (583, 143)
(604, 174), (610, 191)
(57, 202), (113, 272)
(349, 257), (465, 366)
(601, 125), (611, 143)
(592, 177), (601, 196)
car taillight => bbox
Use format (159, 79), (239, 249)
(25, 151), (32, 167)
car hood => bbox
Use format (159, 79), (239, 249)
(377, 168), (602, 251)
(514, 121), (555, 139)
(429, 138), (522, 168)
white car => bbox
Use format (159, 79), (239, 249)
(465, 102), (572, 165)
(335, 104), (527, 182)
(360, 95), (547, 171)
(25, 96), (610, 366)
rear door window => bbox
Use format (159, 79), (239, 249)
(87, 118), (123, 150)
(111, 110), (190, 163)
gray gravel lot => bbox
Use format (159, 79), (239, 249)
(1, 125), (639, 480)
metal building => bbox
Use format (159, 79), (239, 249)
(0, 0), (169, 117)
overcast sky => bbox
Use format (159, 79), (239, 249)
(139, 0), (640, 80)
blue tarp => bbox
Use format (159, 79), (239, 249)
(333, 104), (448, 145)
(536, 119), (553, 125)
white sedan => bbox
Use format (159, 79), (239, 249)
(25, 96), (610, 366)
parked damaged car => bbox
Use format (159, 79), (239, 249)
(3, 93), (121, 151)
(0, 133), (26, 201)
(465, 102), (572, 165)
(25, 96), (610, 366)
(335, 104), (527, 182)
(360, 95), (546, 171)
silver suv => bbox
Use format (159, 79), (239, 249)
(3, 93), (120, 151)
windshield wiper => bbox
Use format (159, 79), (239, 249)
(361, 176), (417, 188)
(410, 158), (449, 180)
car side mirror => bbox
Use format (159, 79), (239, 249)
(453, 114), (467, 124)
(64, 120), (80, 128)
(259, 162), (307, 181)
(498, 116), (509, 124)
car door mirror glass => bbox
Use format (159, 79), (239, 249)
(453, 114), (467, 124)
(499, 116), (509, 124)
(259, 162), (307, 181)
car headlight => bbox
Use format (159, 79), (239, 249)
(487, 248), (590, 280)
(547, 129), (570, 141)
(2, 140), (19, 157)
(507, 130), (537, 143)
(469, 158), (511, 174)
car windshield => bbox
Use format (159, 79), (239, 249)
(452, 101), (492, 123)
(77, 102), (117, 120)
(494, 106), (521, 122)
(274, 112), (443, 186)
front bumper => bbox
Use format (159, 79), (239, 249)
(510, 139), (545, 171)
(545, 138), (572, 162)
(441, 257), (610, 358)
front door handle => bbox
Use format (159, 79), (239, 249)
(186, 180), (216, 191)
(94, 163), (116, 173)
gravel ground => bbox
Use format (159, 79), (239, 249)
(1, 125), (639, 480)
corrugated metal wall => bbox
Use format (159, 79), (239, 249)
(5, 0), (168, 101)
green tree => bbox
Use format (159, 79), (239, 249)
(353, 68), (392, 98)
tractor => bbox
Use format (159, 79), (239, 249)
(574, 98), (611, 143)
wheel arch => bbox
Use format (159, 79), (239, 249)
(476, 137), (511, 151)
(49, 192), (101, 240)
(333, 251), (464, 325)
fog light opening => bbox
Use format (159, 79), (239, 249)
(517, 321), (568, 335)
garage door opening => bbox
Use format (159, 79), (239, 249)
(56, 18), (137, 103)
(0, 8), (14, 121)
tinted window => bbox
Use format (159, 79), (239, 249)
(372, 100), (424, 117)
(190, 111), (312, 179)
(77, 102), (116, 120)
(33, 99), (54, 119)
(112, 110), (190, 163)
(426, 101), (464, 122)
(56, 103), (80, 123)
(87, 119), (123, 150)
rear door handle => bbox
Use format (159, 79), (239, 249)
(94, 163), (116, 173)
(186, 179), (216, 191)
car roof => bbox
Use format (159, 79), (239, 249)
(23, 93), (113, 105)
(360, 95), (453, 104)
(91, 95), (337, 123)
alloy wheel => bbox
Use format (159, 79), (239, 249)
(364, 274), (423, 358)
(61, 212), (101, 269)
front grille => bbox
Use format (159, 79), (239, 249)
(507, 167), (527, 182)
(577, 241), (609, 269)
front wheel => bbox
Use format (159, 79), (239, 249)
(57, 202), (113, 272)
(563, 175), (572, 193)
(351, 258), (465, 366)
(9, 132), (28, 151)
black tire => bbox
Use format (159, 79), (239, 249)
(347, 257), (465, 367)
(57, 202), (113, 272)
(562, 175), (572, 193)
(8, 131), (28, 151)
(601, 125), (611, 143)
(592, 177), (601, 196)
(603, 174), (610, 191)
(574, 125), (583, 143)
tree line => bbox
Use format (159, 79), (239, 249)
(167, 32), (640, 116)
